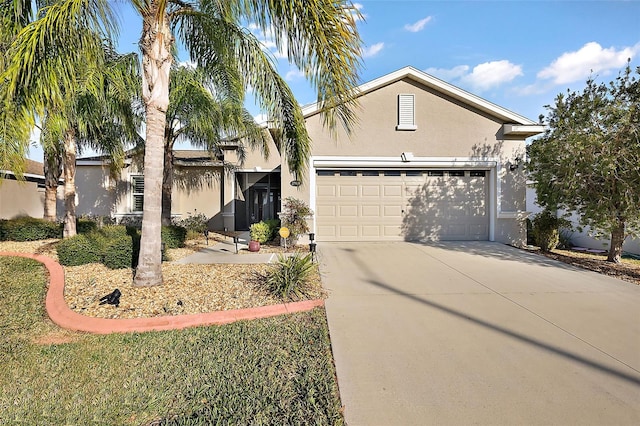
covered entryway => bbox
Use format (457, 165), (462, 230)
(315, 169), (489, 241)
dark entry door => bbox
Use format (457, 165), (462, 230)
(249, 185), (268, 224)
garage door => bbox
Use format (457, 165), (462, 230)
(315, 170), (489, 241)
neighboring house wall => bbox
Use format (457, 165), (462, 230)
(0, 178), (46, 219)
(526, 184), (640, 255)
(1, 159), (64, 220)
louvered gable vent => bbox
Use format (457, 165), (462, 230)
(397, 94), (417, 130)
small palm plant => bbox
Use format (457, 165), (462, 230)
(266, 253), (315, 299)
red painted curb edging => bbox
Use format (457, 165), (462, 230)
(1, 252), (324, 334)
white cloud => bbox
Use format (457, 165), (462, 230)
(538, 42), (640, 84)
(404, 16), (432, 33)
(461, 60), (523, 92)
(362, 42), (384, 58)
(424, 65), (469, 81)
(425, 60), (522, 92)
(285, 69), (305, 81)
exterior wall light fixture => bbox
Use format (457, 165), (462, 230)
(509, 156), (522, 171)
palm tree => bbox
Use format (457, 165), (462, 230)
(161, 64), (266, 225)
(2, 0), (140, 234)
(5, 0), (363, 286)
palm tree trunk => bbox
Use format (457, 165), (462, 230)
(62, 130), (77, 238)
(43, 144), (62, 221)
(161, 142), (174, 226)
(607, 218), (625, 263)
(134, 2), (173, 287)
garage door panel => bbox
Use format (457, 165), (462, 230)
(384, 205), (402, 217)
(317, 205), (336, 216)
(316, 170), (489, 241)
(340, 185), (358, 197)
(361, 205), (381, 217)
(317, 185), (336, 197)
(361, 186), (380, 197)
(339, 205), (358, 217)
(339, 225), (358, 237)
(361, 225), (381, 237)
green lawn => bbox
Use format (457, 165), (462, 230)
(0, 256), (344, 425)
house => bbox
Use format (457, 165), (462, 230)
(75, 66), (544, 245)
(0, 159), (63, 219)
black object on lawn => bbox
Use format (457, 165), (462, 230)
(99, 289), (121, 307)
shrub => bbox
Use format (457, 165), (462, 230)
(250, 221), (272, 243)
(280, 197), (313, 239)
(264, 218), (281, 241)
(102, 235), (134, 269)
(76, 218), (98, 234)
(266, 253), (315, 299)
(174, 212), (208, 235)
(97, 225), (129, 239)
(532, 210), (570, 252)
(0, 219), (7, 241)
(56, 234), (102, 266)
(161, 225), (187, 249)
(0, 216), (62, 241)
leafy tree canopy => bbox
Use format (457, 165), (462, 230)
(528, 63), (640, 262)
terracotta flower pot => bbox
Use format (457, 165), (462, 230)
(248, 240), (261, 252)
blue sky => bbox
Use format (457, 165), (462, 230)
(27, 0), (640, 161)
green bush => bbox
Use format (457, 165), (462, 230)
(102, 235), (134, 269)
(250, 221), (272, 243)
(266, 253), (315, 299)
(532, 210), (570, 252)
(264, 218), (281, 240)
(0, 216), (62, 241)
(0, 219), (7, 241)
(56, 234), (102, 266)
(98, 225), (129, 239)
(76, 218), (98, 234)
(161, 225), (187, 249)
(174, 213), (208, 235)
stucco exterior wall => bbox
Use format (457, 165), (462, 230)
(285, 76), (529, 245)
(0, 178), (45, 219)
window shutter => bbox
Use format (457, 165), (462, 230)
(397, 94), (417, 130)
(132, 176), (144, 212)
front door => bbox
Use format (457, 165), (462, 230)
(249, 185), (268, 224)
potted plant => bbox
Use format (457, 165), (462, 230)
(249, 221), (271, 252)
(279, 197), (314, 246)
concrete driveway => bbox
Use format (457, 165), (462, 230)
(319, 241), (640, 425)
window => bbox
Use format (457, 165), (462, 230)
(317, 170), (337, 176)
(396, 94), (417, 130)
(427, 170), (444, 177)
(339, 171), (357, 177)
(447, 170), (465, 177)
(384, 171), (401, 176)
(131, 175), (144, 212)
(405, 171), (423, 177)
(470, 171), (486, 177)
(362, 171), (379, 176)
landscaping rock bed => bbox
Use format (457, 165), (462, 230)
(0, 238), (325, 319)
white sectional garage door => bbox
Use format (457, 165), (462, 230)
(315, 170), (489, 241)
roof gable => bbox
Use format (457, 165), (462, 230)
(302, 66), (538, 126)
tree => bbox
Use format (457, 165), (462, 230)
(528, 64), (640, 263)
(5, 0), (363, 286)
(161, 65), (266, 225)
